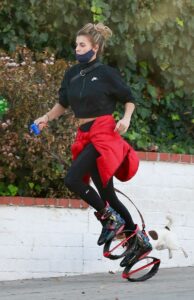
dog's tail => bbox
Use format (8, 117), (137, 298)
(165, 215), (173, 230)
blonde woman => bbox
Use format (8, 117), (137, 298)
(34, 23), (152, 265)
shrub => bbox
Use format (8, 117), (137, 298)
(0, 47), (78, 197)
(1, 0), (194, 95)
(117, 62), (194, 154)
(0, 0), (91, 56)
(92, 0), (194, 96)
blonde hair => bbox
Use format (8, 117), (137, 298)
(77, 23), (112, 56)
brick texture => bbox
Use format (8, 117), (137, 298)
(137, 151), (194, 164)
(0, 197), (89, 209)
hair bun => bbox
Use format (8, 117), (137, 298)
(76, 23), (113, 56)
(94, 23), (112, 40)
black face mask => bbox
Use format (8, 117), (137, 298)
(76, 49), (95, 63)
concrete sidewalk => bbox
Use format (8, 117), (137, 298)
(0, 267), (193, 300)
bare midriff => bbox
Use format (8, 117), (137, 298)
(77, 117), (97, 126)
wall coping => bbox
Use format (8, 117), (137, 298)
(0, 151), (193, 208)
(0, 197), (89, 209)
(137, 151), (194, 164)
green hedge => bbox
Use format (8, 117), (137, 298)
(0, 0), (91, 57)
(116, 61), (194, 154)
(1, 0), (194, 95)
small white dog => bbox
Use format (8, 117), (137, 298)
(148, 216), (188, 259)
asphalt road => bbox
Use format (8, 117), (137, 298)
(0, 267), (193, 300)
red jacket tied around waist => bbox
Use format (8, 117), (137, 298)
(71, 115), (139, 187)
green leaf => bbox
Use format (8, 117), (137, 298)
(29, 182), (34, 189)
(138, 107), (151, 119)
(176, 17), (184, 27)
(159, 62), (170, 71)
(96, 7), (102, 14)
(8, 185), (18, 196)
(139, 61), (148, 77)
(171, 113), (180, 121)
(35, 184), (41, 192)
(39, 32), (48, 42)
(147, 84), (157, 98)
(91, 5), (97, 13)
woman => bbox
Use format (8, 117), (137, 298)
(34, 23), (152, 265)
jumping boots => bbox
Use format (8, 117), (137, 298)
(94, 204), (125, 246)
(120, 225), (152, 267)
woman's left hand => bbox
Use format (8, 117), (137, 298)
(114, 118), (130, 134)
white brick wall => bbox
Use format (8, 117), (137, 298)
(0, 160), (193, 281)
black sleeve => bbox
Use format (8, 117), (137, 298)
(58, 71), (69, 108)
(108, 67), (135, 104)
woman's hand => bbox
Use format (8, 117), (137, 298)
(114, 102), (135, 134)
(34, 115), (48, 131)
(114, 117), (130, 134)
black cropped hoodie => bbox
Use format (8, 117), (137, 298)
(58, 58), (135, 118)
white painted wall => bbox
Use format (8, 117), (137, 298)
(0, 160), (193, 281)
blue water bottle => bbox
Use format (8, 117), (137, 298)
(30, 123), (41, 135)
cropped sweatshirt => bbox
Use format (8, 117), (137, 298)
(58, 58), (135, 118)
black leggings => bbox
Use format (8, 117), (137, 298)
(64, 123), (135, 230)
